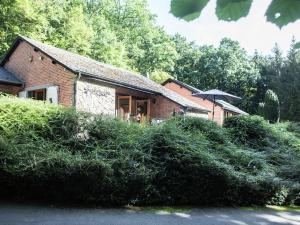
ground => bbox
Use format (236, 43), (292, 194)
(0, 202), (299, 225)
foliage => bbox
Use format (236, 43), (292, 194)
(265, 0), (300, 28)
(224, 116), (300, 187)
(171, 0), (209, 21)
(170, 37), (259, 113)
(216, 0), (253, 21)
(224, 115), (275, 148)
(149, 70), (172, 84)
(254, 40), (300, 121)
(2, 97), (299, 206)
(170, 0), (300, 28)
(1, 0), (299, 121)
(264, 90), (280, 123)
(0, 0), (178, 76)
(0, 0), (38, 55)
(258, 102), (265, 117)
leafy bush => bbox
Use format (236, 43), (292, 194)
(287, 122), (300, 137)
(224, 115), (276, 148)
(138, 122), (278, 206)
(0, 96), (299, 206)
(263, 90), (280, 123)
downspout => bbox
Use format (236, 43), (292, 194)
(73, 72), (82, 108)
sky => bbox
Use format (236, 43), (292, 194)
(147, 0), (300, 55)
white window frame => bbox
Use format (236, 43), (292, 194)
(18, 84), (59, 104)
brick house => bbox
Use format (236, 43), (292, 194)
(162, 78), (248, 125)
(0, 36), (210, 122)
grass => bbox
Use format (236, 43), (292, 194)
(266, 205), (300, 212)
(242, 205), (300, 212)
(126, 205), (192, 213)
(128, 205), (300, 213)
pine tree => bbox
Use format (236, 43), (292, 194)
(258, 102), (265, 117)
(264, 90), (280, 123)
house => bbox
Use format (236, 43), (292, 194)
(0, 36), (210, 122)
(162, 78), (248, 125)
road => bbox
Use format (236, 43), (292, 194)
(0, 202), (299, 225)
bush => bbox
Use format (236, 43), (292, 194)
(264, 90), (280, 123)
(0, 96), (299, 206)
(134, 121), (278, 206)
(287, 122), (300, 137)
(224, 115), (277, 148)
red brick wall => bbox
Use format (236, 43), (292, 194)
(0, 84), (22, 95)
(163, 82), (225, 125)
(3, 41), (76, 107)
(151, 95), (182, 119)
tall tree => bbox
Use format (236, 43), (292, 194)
(278, 39), (300, 121)
(0, 0), (38, 57)
(171, 34), (201, 82)
(171, 37), (259, 112)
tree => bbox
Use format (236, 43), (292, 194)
(170, 34), (201, 81)
(264, 89), (280, 123)
(0, 0), (178, 76)
(277, 38), (300, 121)
(150, 70), (172, 83)
(258, 102), (265, 117)
(170, 37), (259, 112)
(100, 0), (179, 75)
(0, 0), (39, 57)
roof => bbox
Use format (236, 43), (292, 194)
(1, 36), (210, 113)
(193, 89), (241, 101)
(216, 100), (248, 115)
(162, 79), (247, 115)
(0, 67), (23, 85)
(162, 78), (202, 93)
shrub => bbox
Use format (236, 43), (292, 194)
(287, 122), (300, 137)
(137, 121), (279, 206)
(224, 115), (276, 148)
(169, 116), (229, 144)
(264, 90), (280, 123)
(0, 96), (298, 206)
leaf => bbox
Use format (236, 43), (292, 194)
(216, 0), (253, 21)
(170, 0), (209, 21)
(265, 0), (300, 28)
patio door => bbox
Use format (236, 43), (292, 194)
(117, 96), (132, 121)
(136, 99), (150, 123)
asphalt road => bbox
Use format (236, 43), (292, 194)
(0, 202), (299, 225)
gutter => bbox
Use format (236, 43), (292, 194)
(0, 80), (23, 86)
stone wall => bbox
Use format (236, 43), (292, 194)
(76, 79), (116, 116)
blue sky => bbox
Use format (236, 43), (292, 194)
(148, 0), (300, 55)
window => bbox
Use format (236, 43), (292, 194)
(18, 86), (58, 104)
(28, 89), (46, 101)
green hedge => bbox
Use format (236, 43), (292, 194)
(0, 96), (299, 206)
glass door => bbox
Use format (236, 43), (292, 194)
(136, 99), (150, 124)
(117, 96), (132, 121)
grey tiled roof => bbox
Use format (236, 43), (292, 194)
(162, 78), (203, 93)
(0, 67), (22, 85)
(216, 100), (248, 115)
(17, 36), (209, 112)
